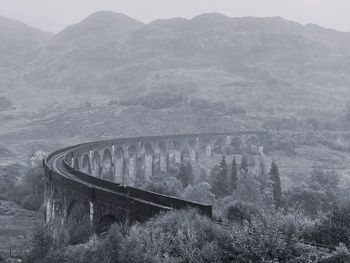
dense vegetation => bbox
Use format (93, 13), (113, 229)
(0, 150), (46, 211)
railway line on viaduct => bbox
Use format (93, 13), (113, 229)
(43, 131), (267, 233)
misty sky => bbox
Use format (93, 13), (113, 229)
(0, 0), (349, 33)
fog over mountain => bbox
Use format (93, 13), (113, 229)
(1, 11), (350, 111)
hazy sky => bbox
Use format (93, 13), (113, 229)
(0, 0), (349, 33)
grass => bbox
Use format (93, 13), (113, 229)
(0, 201), (41, 257)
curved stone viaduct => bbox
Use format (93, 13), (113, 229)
(44, 131), (266, 233)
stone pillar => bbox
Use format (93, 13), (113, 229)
(89, 201), (94, 227)
(71, 152), (74, 168)
(151, 153), (156, 178)
(175, 150), (181, 164)
(89, 146), (93, 173)
(159, 152), (166, 173)
(46, 194), (52, 223)
(165, 141), (170, 173)
(125, 152), (129, 186)
(144, 152), (153, 183)
(206, 144), (212, 157)
(122, 159), (127, 185)
(111, 144), (115, 181)
(190, 149), (196, 161)
(165, 152), (169, 174)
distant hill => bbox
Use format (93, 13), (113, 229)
(1, 11), (350, 112)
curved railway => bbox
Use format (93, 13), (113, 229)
(43, 132), (266, 231)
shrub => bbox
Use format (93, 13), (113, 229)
(223, 201), (258, 224)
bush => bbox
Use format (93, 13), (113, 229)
(306, 206), (350, 248)
(223, 201), (258, 224)
(144, 176), (183, 197)
(182, 182), (215, 204)
(21, 194), (43, 211)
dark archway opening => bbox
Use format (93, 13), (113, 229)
(96, 215), (118, 234)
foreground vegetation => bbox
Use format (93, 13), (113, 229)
(23, 205), (350, 263)
(20, 151), (350, 262)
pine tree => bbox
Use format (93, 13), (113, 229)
(269, 160), (282, 208)
(257, 152), (268, 191)
(230, 157), (238, 191)
(219, 155), (228, 178)
(210, 156), (229, 198)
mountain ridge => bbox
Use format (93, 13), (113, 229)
(1, 11), (350, 112)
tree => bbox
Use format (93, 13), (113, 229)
(219, 156), (228, 178)
(230, 157), (238, 192)
(223, 201), (258, 224)
(182, 182), (215, 204)
(240, 155), (249, 174)
(26, 224), (53, 261)
(307, 206), (350, 248)
(257, 153), (267, 191)
(269, 161), (282, 209)
(210, 156), (229, 198)
(176, 162), (194, 188)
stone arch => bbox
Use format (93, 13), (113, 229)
(91, 151), (101, 178)
(143, 143), (154, 182)
(115, 147), (124, 184)
(66, 200), (89, 227)
(96, 215), (118, 234)
(229, 137), (243, 154)
(211, 137), (225, 154)
(127, 145), (137, 186)
(66, 200), (78, 224)
(197, 139), (210, 157)
(246, 136), (260, 154)
(81, 154), (90, 174)
(101, 149), (113, 181)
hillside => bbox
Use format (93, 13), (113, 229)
(1, 12), (350, 112)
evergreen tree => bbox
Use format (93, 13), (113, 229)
(269, 160), (282, 208)
(184, 162), (194, 186)
(210, 156), (229, 198)
(257, 153), (268, 191)
(176, 162), (194, 188)
(219, 155), (228, 178)
(230, 157), (238, 191)
(240, 155), (249, 174)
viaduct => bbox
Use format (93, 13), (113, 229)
(44, 131), (266, 233)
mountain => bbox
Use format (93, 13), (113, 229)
(0, 15), (52, 104)
(0, 16), (52, 68)
(2, 12), (350, 112)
